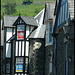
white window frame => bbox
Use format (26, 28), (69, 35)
(46, 21), (53, 46)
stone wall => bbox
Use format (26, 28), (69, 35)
(52, 28), (65, 75)
(67, 23), (74, 75)
(45, 45), (53, 75)
(56, 28), (65, 75)
(29, 38), (45, 75)
(52, 23), (74, 75)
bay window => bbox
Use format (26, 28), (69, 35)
(46, 21), (53, 45)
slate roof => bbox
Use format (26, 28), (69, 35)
(3, 15), (38, 28)
(68, 0), (74, 20)
(3, 15), (18, 27)
(28, 24), (46, 38)
(1, 20), (4, 46)
(21, 16), (38, 26)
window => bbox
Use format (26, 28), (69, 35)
(46, 21), (53, 46)
(5, 59), (11, 74)
(25, 58), (28, 73)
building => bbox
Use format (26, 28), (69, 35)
(28, 8), (45, 75)
(28, 25), (46, 75)
(2, 8), (44, 75)
(2, 15), (38, 75)
(52, 0), (74, 75)
(1, 0), (74, 75)
(43, 2), (55, 75)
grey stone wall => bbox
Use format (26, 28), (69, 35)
(45, 45), (53, 75)
(52, 38), (55, 75)
(56, 28), (65, 75)
(29, 38), (45, 75)
(67, 23), (74, 75)
(67, 40), (74, 75)
(52, 28), (65, 75)
(52, 23), (74, 75)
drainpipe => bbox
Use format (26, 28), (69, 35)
(52, 33), (58, 75)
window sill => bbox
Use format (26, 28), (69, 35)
(45, 43), (53, 47)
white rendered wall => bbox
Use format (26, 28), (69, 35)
(22, 41), (24, 56)
(26, 26), (29, 38)
(13, 28), (15, 34)
(25, 41), (29, 56)
(19, 41), (21, 56)
(16, 41), (18, 56)
(6, 28), (12, 41)
(6, 43), (11, 57)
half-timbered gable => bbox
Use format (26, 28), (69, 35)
(2, 15), (38, 75)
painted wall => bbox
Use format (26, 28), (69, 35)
(6, 28), (13, 58)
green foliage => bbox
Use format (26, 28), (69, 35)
(1, 0), (55, 19)
(5, 2), (17, 15)
(35, 5), (44, 14)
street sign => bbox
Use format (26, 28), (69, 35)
(17, 25), (25, 40)
(17, 31), (24, 39)
(16, 57), (24, 72)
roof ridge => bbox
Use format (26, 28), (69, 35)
(46, 1), (56, 3)
(4, 15), (18, 17)
(21, 16), (35, 19)
(3, 15), (35, 19)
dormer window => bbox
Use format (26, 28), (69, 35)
(46, 21), (53, 46)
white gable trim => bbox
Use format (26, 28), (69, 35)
(33, 9), (45, 38)
(34, 8), (45, 19)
